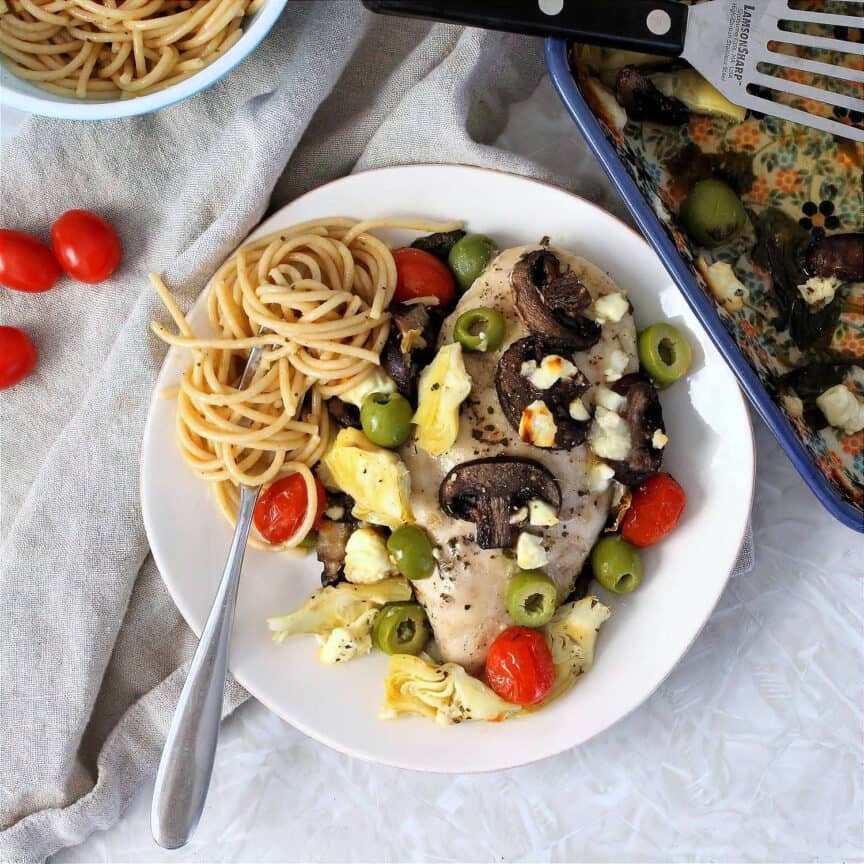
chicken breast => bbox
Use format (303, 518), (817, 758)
(401, 245), (638, 672)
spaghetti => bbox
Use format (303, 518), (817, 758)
(0, 0), (263, 99)
(151, 216), (460, 550)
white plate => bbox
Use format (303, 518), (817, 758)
(141, 164), (754, 773)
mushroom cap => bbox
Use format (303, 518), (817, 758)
(495, 336), (591, 450)
(329, 399), (361, 429)
(380, 303), (436, 401)
(511, 250), (602, 350)
(438, 457), (562, 549)
(316, 519), (354, 587)
(614, 66), (689, 125)
(803, 233), (864, 283)
(605, 373), (666, 486)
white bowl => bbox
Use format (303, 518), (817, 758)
(0, 0), (288, 121)
(141, 165), (755, 773)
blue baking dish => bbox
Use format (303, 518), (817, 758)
(545, 37), (863, 533)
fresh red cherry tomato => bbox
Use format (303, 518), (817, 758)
(621, 473), (686, 548)
(0, 326), (38, 390)
(51, 210), (122, 283)
(485, 626), (555, 706)
(0, 229), (61, 293)
(253, 473), (327, 545)
(392, 247), (456, 307)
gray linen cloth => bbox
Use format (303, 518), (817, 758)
(0, 3), (754, 860)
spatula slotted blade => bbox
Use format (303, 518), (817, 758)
(683, 0), (864, 141)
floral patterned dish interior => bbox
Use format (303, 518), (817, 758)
(569, 3), (863, 513)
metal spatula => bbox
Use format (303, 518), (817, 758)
(363, 0), (864, 142)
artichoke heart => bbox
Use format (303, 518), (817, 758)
(543, 596), (611, 702)
(412, 343), (472, 456)
(578, 45), (666, 83)
(381, 654), (521, 724)
(268, 578), (411, 664)
(322, 428), (413, 528)
(650, 70), (746, 122)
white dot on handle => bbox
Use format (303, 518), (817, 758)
(646, 8), (672, 35)
(538, 0), (564, 15)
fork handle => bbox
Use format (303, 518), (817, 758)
(150, 485), (258, 849)
(362, 0), (688, 55)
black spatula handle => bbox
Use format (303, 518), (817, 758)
(362, 0), (688, 56)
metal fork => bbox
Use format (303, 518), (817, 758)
(363, 0), (864, 141)
(151, 344), (264, 849)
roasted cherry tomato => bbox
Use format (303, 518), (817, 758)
(0, 326), (38, 390)
(621, 473), (686, 547)
(0, 229), (60, 293)
(392, 247), (455, 307)
(253, 473), (327, 545)
(51, 210), (122, 283)
(485, 626), (555, 706)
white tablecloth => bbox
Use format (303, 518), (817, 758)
(8, 77), (861, 864)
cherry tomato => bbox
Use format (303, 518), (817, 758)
(51, 210), (122, 283)
(621, 473), (686, 548)
(0, 229), (61, 293)
(392, 247), (456, 307)
(485, 626), (555, 706)
(0, 326), (38, 390)
(253, 473), (327, 545)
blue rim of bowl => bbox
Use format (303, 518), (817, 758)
(0, 0), (288, 121)
(545, 37), (863, 533)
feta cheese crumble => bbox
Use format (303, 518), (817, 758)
(589, 406), (631, 460)
(568, 397), (590, 421)
(515, 532), (548, 569)
(798, 276), (841, 309)
(520, 354), (577, 390)
(592, 291), (629, 324)
(528, 498), (559, 527)
(519, 400), (558, 448)
(652, 429), (669, 450)
(817, 384), (864, 435)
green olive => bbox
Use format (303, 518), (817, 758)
(372, 602), (431, 655)
(590, 535), (643, 594)
(453, 307), (506, 353)
(679, 179), (747, 248)
(387, 525), (435, 580)
(507, 569), (558, 627)
(448, 233), (498, 292)
(638, 323), (693, 389)
(360, 391), (413, 448)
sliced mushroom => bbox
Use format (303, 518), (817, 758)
(439, 457), (561, 549)
(411, 229), (466, 261)
(614, 66), (689, 125)
(605, 373), (666, 486)
(511, 250), (602, 350)
(803, 233), (864, 283)
(328, 399), (360, 429)
(316, 493), (356, 586)
(495, 336), (590, 449)
(380, 303), (435, 400)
